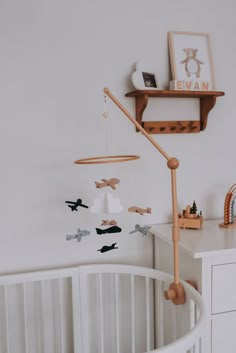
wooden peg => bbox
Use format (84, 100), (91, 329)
(185, 279), (198, 290)
(164, 282), (186, 305)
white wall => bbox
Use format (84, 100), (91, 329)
(1, 0), (235, 272)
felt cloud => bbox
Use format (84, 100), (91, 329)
(90, 191), (123, 214)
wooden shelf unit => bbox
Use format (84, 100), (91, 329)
(125, 90), (225, 134)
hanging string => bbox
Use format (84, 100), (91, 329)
(103, 93), (109, 118)
(103, 93), (110, 156)
(74, 90), (140, 164)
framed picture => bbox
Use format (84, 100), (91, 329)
(142, 72), (157, 88)
(131, 70), (159, 90)
(168, 31), (215, 90)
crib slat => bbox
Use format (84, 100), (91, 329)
(189, 300), (195, 353)
(40, 281), (47, 353)
(157, 281), (164, 348)
(4, 286), (10, 353)
(58, 278), (64, 353)
(130, 274), (135, 353)
(172, 305), (177, 341)
(115, 274), (120, 353)
(190, 300), (195, 330)
(199, 337), (202, 353)
(194, 306), (201, 353)
(72, 272), (83, 353)
(145, 277), (151, 352)
(23, 284), (29, 353)
(99, 273), (105, 353)
(194, 338), (200, 353)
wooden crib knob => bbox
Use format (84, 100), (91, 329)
(164, 282), (186, 305)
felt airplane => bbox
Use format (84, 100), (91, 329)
(129, 224), (151, 236)
(66, 228), (90, 242)
(128, 206), (152, 215)
(95, 178), (120, 190)
(97, 243), (119, 253)
(65, 198), (89, 211)
(96, 226), (122, 235)
(101, 219), (117, 226)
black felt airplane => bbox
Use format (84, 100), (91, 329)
(96, 226), (122, 235)
(65, 198), (89, 211)
(97, 243), (119, 253)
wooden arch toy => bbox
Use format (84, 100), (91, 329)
(219, 184), (236, 228)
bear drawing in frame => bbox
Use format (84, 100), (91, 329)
(180, 48), (204, 78)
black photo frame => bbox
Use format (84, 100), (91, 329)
(142, 72), (158, 88)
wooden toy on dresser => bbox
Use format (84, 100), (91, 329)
(178, 200), (203, 229)
(219, 184), (236, 228)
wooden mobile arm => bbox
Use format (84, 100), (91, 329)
(104, 88), (186, 305)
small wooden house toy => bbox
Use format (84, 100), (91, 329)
(178, 201), (203, 229)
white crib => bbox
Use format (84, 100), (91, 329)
(0, 264), (205, 353)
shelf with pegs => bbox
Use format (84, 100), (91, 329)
(125, 90), (225, 134)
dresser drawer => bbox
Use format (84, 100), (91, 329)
(212, 313), (236, 353)
(212, 263), (236, 314)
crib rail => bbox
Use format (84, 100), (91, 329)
(0, 264), (205, 353)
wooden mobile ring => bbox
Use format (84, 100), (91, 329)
(74, 155), (140, 165)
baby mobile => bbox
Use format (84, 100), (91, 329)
(65, 92), (152, 253)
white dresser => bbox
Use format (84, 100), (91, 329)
(151, 219), (236, 353)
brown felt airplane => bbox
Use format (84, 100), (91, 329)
(128, 206), (152, 215)
(95, 178), (120, 190)
(101, 219), (117, 226)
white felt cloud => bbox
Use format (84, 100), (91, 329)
(90, 191), (123, 214)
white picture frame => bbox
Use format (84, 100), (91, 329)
(168, 31), (215, 90)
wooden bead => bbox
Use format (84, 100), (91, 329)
(167, 157), (179, 169)
(103, 112), (109, 118)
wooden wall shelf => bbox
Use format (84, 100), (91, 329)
(125, 90), (225, 134)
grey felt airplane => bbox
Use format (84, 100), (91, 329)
(129, 224), (151, 236)
(66, 228), (90, 242)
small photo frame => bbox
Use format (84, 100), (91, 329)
(168, 31), (215, 90)
(131, 70), (159, 90)
(142, 72), (157, 88)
